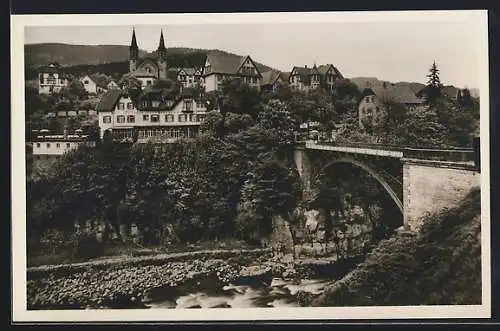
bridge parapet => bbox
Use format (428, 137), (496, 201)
(402, 147), (474, 163)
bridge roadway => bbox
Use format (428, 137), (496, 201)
(299, 140), (476, 165)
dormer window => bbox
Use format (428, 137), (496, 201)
(205, 65), (211, 73)
(146, 67), (151, 73)
(184, 100), (193, 111)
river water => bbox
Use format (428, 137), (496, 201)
(145, 277), (332, 309)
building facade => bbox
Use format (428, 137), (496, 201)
(176, 67), (203, 88)
(97, 88), (209, 143)
(38, 63), (68, 95)
(32, 132), (96, 159)
(80, 75), (98, 94)
(202, 52), (262, 92)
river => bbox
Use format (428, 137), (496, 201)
(145, 277), (332, 309)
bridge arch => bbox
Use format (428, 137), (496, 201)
(316, 158), (403, 214)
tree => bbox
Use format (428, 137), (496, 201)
(238, 156), (302, 238)
(119, 74), (142, 106)
(422, 61), (444, 108)
(402, 107), (447, 147)
(220, 78), (263, 118)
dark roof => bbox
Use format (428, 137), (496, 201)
(96, 89), (123, 112)
(363, 84), (424, 104)
(317, 64), (344, 78)
(261, 70), (281, 86)
(204, 52), (261, 77)
(291, 66), (313, 83)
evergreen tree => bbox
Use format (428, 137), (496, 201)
(423, 61), (444, 108)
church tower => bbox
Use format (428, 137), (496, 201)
(129, 27), (139, 73)
(157, 29), (168, 80)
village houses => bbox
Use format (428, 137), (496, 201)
(38, 62), (69, 95)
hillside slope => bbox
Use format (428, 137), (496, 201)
(312, 186), (481, 306)
(25, 43), (274, 80)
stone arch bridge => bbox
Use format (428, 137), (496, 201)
(293, 141), (481, 231)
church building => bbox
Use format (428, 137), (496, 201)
(128, 28), (168, 88)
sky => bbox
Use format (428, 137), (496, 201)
(23, 13), (487, 89)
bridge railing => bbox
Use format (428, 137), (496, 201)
(402, 147), (475, 163)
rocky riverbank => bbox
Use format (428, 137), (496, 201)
(27, 249), (363, 310)
(27, 249), (273, 309)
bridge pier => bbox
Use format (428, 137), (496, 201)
(402, 159), (480, 232)
(293, 147), (314, 200)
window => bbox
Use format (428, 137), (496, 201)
(117, 115), (126, 123)
(66, 143), (71, 148)
(152, 100), (160, 108)
(184, 100), (193, 111)
(39, 76), (44, 84)
(147, 80), (152, 86)
(127, 115), (135, 123)
(127, 102), (133, 110)
(196, 100), (204, 108)
(151, 114), (160, 123)
(103, 115), (112, 123)
(179, 114), (186, 122)
(252, 77), (257, 84)
(188, 114), (193, 122)
(84, 80), (89, 84)
(118, 103), (125, 110)
(205, 65), (211, 73)
(143, 114), (149, 121)
(36, 143), (40, 148)
(56, 143), (60, 148)
(197, 114), (205, 122)
(146, 67), (151, 73)
(217, 74), (222, 82)
(165, 114), (174, 122)
(46, 143), (51, 148)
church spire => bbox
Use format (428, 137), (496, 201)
(131, 27), (138, 48)
(158, 29), (166, 51)
(129, 27), (138, 61)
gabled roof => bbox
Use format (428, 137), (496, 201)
(317, 64), (344, 78)
(96, 89), (123, 112)
(203, 52), (261, 77)
(261, 70), (282, 86)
